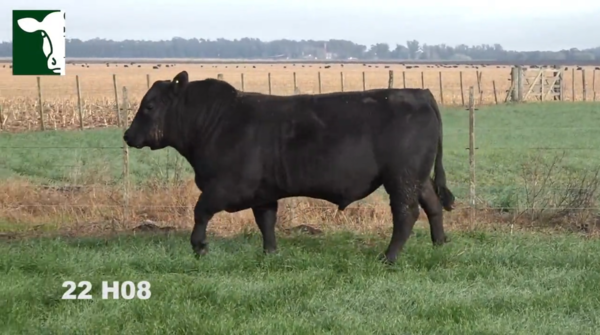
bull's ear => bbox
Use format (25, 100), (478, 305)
(171, 71), (189, 94)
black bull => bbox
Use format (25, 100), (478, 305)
(123, 71), (455, 263)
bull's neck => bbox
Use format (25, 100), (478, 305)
(164, 99), (231, 161)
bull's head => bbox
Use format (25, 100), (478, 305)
(17, 11), (65, 75)
(124, 71), (189, 150)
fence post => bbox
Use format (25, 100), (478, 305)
(121, 86), (130, 226)
(318, 72), (322, 94)
(476, 71), (483, 104)
(76, 75), (84, 130)
(37, 76), (44, 131)
(420, 71), (424, 89)
(112, 74), (121, 127)
(492, 80), (498, 104)
(468, 86), (476, 225)
(510, 67), (518, 102)
(582, 69), (587, 102)
(293, 72), (298, 94)
(388, 70), (394, 89)
(340, 72), (344, 92)
(458, 71), (465, 106)
(571, 68), (575, 101)
(593, 69), (597, 101)
(362, 72), (366, 91)
(402, 71), (406, 88)
(438, 72), (444, 105)
(241, 73), (245, 92)
(268, 73), (272, 95)
(146, 74), (150, 89)
(517, 66), (524, 102)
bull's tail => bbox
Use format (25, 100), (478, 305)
(428, 90), (455, 211)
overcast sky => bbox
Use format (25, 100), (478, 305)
(2, 0), (600, 51)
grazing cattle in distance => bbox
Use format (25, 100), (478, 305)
(123, 71), (456, 264)
(17, 11), (65, 75)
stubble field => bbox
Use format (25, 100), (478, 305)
(0, 61), (596, 132)
(1, 61), (600, 333)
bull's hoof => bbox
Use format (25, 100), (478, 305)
(263, 248), (278, 255)
(433, 235), (450, 246)
(378, 253), (396, 265)
(192, 244), (209, 258)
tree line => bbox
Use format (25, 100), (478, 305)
(0, 37), (598, 62)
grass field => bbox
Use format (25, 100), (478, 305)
(0, 61), (597, 132)
(2, 229), (600, 334)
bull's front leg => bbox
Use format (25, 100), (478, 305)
(251, 201), (279, 254)
(190, 193), (221, 257)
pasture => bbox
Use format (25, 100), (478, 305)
(1, 61), (600, 334)
(2, 230), (600, 333)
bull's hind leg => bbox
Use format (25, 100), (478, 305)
(252, 201), (278, 254)
(419, 179), (449, 246)
(382, 180), (421, 264)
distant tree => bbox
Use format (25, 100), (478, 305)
(0, 37), (598, 62)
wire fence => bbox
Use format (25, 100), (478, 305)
(0, 67), (599, 232)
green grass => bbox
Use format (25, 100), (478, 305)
(1, 102), (599, 209)
(1, 229), (600, 334)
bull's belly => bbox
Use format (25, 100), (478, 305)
(222, 175), (382, 213)
(285, 173), (383, 209)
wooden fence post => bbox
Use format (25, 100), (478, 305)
(468, 86), (476, 224)
(318, 72), (322, 94)
(476, 71), (483, 104)
(112, 74), (121, 127)
(517, 66), (524, 102)
(362, 72), (366, 91)
(420, 71), (424, 89)
(146, 74), (150, 89)
(572, 68), (575, 101)
(582, 69), (587, 101)
(460, 71), (465, 106)
(293, 72), (297, 94)
(438, 72), (444, 105)
(76, 75), (84, 130)
(388, 70), (394, 89)
(121, 86), (130, 226)
(492, 80), (498, 104)
(340, 72), (344, 92)
(241, 73), (245, 92)
(37, 76), (44, 131)
(268, 73), (272, 95)
(593, 69), (597, 101)
(402, 71), (406, 88)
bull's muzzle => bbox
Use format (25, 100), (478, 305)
(123, 130), (137, 148)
